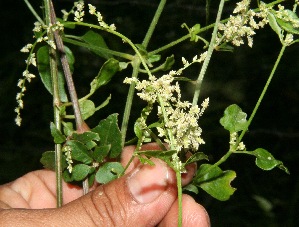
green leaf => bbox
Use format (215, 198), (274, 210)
(50, 122), (66, 144)
(72, 131), (100, 150)
(62, 122), (74, 137)
(220, 104), (247, 133)
(93, 145), (111, 162)
(95, 162), (124, 184)
(216, 42), (234, 52)
(148, 54), (161, 63)
(136, 150), (176, 167)
(276, 10), (299, 35)
(184, 152), (209, 166)
(79, 99), (96, 120)
(183, 183), (199, 194)
(72, 164), (91, 181)
(90, 58), (120, 94)
(161, 55), (175, 71)
(88, 173), (96, 187)
(63, 169), (73, 182)
(138, 156), (155, 165)
(57, 18), (76, 29)
(40, 151), (67, 170)
(37, 45), (73, 102)
(92, 114), (122, 158)
(81, 30), (112, 59)
(135, 44), (147, 55)
(268, 12), (283, 40)
(252, 148), (289, 173)
(72, 131), (100, 145)
(193, 164), (236, 201)
(277, 18), (299, 35)
(40, 151), (56, 170)
(66, 140), (93, 164)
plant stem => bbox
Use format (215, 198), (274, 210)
(24, 0), (45, 25)
(120, 0), (167, 145)
(44, 0), (63, 207)
(148, 0), (285, 56)
(192, 0), (226, 106)
(142, 0), (167, 48)
(49, 0), (90, 194)
(49, 1), (89, 134)
(207, 44), (287, 174)
(239, 44), (287, 142)
(176, 171), (183, 227)
(121, 58), (141, 147)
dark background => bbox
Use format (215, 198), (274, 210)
(1, 0), (298, 226)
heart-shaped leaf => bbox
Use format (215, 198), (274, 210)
(220, 104), (247, 133)
(252, 148), (289, 173)
(193, 164), (236, 201)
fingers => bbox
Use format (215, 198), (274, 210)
(158, 194), (210, 227)
(55, 158), (178, 226)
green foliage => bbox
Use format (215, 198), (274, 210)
(252, 148), (289, 173)
(50, 122), (66, 144)
(95, 162), (124, 184)
(92, 114), (122, 158)
(219, 104), (247, 133)
(81, 30), (112, 59)
(36, 45), (74, 102)
(18, 0), (295, 225)
(193, 164), (236, 201)
(90, 58), (120, 94)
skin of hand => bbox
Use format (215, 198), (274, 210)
(0, 143), (210, 226)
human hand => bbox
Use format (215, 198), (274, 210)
(0, 144), (210, 226)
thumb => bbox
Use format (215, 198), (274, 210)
(58, 158), (177, 226)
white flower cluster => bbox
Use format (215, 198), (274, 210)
(229, 132), (246, 151)
(63, 145), (73, 173)
(88, 4), (116, 31)
(16, 20), (65, 126)
(74, 1), (85, 22)
(124, 62), (209, 152)
(217, 0), (269, 47)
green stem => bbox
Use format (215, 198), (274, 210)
(64, 21), (152, 77)
(176, 171), (183, 227)
(239, 44), (287, 142)
(120, 0), (166, 144)
(24, 0), (45, 25)
(192, 0), (226, 106)
(157, 95), (176, 151)
(142, 0), (167, 48)
(206, 44), (287, 175)
(148, 0), (285, 56)
(44, 0), (63, 208)
(121, 58), (141, 146)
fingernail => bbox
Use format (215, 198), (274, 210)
(127, 159), (171, 204)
